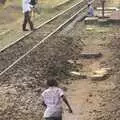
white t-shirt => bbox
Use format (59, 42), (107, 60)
(41, 87), (64, 118)
(22, 0), (33, 13)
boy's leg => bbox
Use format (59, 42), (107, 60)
(23, 12), (29, 31)
(45, 118), (55, 120)
(57, 116), (62, 120)
(27, 11), (34, 30)
(45, 117), (62, 120)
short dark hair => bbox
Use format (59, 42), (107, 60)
(88, 4), (90, 7)
(47, 79), (58, 87)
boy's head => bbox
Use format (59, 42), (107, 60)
(47, 79), (58, 87)
(88, 3), (91, 7)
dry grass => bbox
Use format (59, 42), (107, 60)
(0, 0), (70, 25)
(106, 0), (120, 7)
(0, 0), (81, 50)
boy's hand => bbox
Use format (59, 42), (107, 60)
(62, 95), (73, 114)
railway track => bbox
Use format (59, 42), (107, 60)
(0, 0), (96, 119)
(0, 0), (96, 77)
(0, 0), (86, 75)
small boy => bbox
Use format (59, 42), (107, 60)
(41, 79), (73, 120)
(88, 4), (94, 17)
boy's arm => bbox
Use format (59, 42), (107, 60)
(61, 95), (73, 113)
(41, 92), (47, 107)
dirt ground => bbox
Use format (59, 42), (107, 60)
(0, 0), (68, 25)
(0, 20), (120, 120)
(62, 1), (120, 119)
(59, 19), (120, 119)
(0, 0), (81, 50)
(0, 0), (120, 120)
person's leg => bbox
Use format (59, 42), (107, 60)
(22, 12), (29, 31)
(46, 117), (62, 120)
(57, 116), (62, 120)
(45, 118), (55, 120)
(27, 11), (34, 30)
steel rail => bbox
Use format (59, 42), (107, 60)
(0, 0), (86, 74)
(0, 0), (85, 53)
(0, 0), (96, 76)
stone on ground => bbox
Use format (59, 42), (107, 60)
(67, 60), (75, 64)
(90, 68), (111, 81)
(79, 52), (102, 59)
(98, 18), (109, 24)
(70, 71), (87, 79)
(84, 17), (98, 24)
(96, 7), (119, 11)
